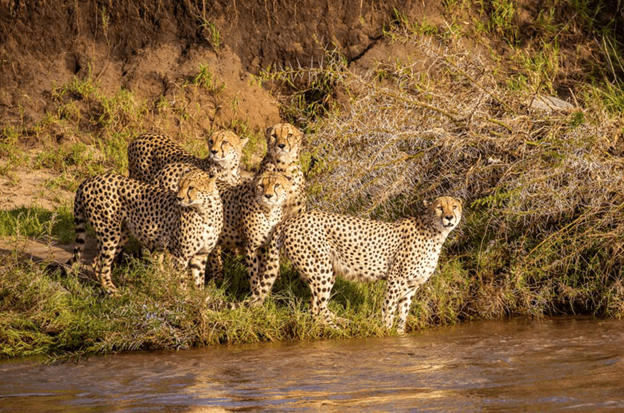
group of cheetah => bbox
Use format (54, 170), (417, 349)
(66, 122), (462, 332)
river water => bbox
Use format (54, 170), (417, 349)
(1, 316), (623, 412)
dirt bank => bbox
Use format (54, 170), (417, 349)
(2, 0), (622, 136)
(0, 0), (438, 134)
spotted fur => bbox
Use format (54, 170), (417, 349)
(257, 123), (306, 219)
(153, 162), (200, 193)
(253, 196), (462, 332)
(66, 170), (223, 294)
(127, 130), (248, 186)
(207, 171), (292, 296)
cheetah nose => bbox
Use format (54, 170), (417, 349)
(265, 193), (273, 199)
(210, 150), (218, 155)
(277, 143), (286, 149)
(445, 215), (454, 221)
(177, 195), (185, 203)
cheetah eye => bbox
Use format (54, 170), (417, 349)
(437, 206), (443, 211)
(452, 205), (458, 210)
(287, 133), (293, 138)
(208, 139), (214, 145)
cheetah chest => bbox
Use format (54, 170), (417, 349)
(245, 208), (282, 247)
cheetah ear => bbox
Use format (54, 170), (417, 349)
(423, 199), (430, 207)
(240, 137), (249, 147)
(265, 127), (273, 138)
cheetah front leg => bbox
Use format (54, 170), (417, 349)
(249, 242), (280, 306)
(309, 282), (348, 329)
(381, 274), (403, 331)
(207, 245), (224, 282)
(395, 286), (419, 334)
(243, 225), (287, 307)
(305, 262), (345, 328)
(395, 276), (428, 333)
(383, 274), (424, 333)
(245, 244), (262, 291)
(168, 254), (191, 289)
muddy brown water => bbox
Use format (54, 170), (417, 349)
(1, 316), (623, 412)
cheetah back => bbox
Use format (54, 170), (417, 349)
(128, 131), (245, 187)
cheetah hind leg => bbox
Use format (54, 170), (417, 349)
(112, 226), (136, 266)
(308, 278), (350, 329)
(94, 225), (136, 295)
(93, 245), (119, 296)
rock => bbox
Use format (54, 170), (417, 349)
(530, 95), (575, 112)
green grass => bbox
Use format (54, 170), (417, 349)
(190, 63), (226, 95)
(0, 205), (74, 244)
(0, 126), (28, 173)
(0, 230), (392, 359)
(200, 20), (222, 51)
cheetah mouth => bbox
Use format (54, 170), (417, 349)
(258, 199), (279, 210)
(275, 150), (294, 158)
(210, 155), (232, 163)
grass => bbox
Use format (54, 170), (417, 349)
(190, 63), (226, 95)
(0, 205), (74, 243)
(0, 230), (390, 359)
(200, 19), (223, 51)
(2, 1), (624, 359)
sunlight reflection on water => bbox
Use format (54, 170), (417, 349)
(1, 316), (624, 412)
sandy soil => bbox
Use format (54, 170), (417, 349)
(0, 168), (74, 210)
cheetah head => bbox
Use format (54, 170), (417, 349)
(423, 196), (462, 234)
(254, 171), (292, 211)
(207, 130), (249, 167)
(177, 169), (219, 209)
(265, 123), (303, 163)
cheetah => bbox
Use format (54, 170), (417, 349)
(258, 123), (306, 219)
(127, 130), (248, 186)
(65, 170), (223, 294)
(207, 170), (292, 297)
(153, 162), (202, 193)
(253, 196), (462, 332)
